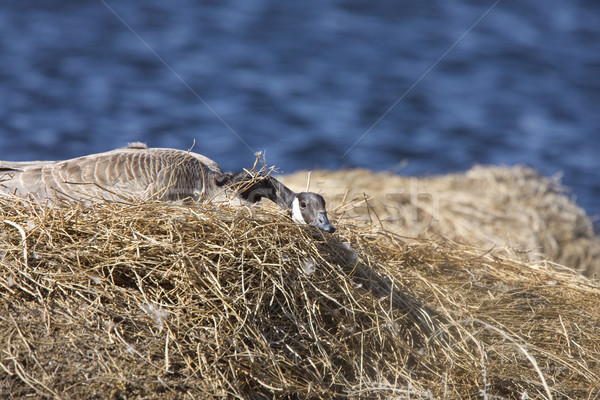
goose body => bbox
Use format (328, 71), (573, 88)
(0, 143), (335, 233)
(0, 143), (224, 202)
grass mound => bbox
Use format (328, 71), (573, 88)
(1, 195), (599, 399)
(282, 166), (600, 277)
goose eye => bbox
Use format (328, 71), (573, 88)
(299, 201), (307, 209)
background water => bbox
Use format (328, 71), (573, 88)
(0, 1), (599, 224)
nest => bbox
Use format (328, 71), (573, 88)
(1, 193), (599, 399)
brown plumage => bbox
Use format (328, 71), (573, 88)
(0, 143), (336, 233)
(0, 143), (225, 202)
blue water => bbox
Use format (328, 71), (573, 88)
(1, 1), (599, 223)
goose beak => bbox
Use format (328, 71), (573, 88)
(314, 211), (336, 233)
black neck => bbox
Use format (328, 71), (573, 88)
(230, 171), (297, 209)
(267, 176), (297, 208)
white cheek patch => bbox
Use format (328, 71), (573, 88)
(291, 197), (307, 224)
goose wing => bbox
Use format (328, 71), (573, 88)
(0, 148), (223, 202)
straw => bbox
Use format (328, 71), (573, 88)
(1, 188), (599, 398)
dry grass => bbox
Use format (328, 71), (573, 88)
(281, 166), (600, 278)
(1, 189), (599, 399)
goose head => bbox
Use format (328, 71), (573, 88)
(291, 192), (336, 233)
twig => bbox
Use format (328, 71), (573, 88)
(3, 220), (28, 267)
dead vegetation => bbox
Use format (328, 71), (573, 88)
(1, 177), (599, 399)
(282, 166), (600, 278)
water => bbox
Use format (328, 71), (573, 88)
(0, 0), (599, 223)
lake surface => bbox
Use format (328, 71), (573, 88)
(0, 0), (599, 223)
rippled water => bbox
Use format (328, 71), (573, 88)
(0, 1), (599, 221)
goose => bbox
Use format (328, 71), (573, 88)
(0, 143), (336, 233)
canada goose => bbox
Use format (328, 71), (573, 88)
(0, 143), (336, 233)
(229, 169), (335, 233)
